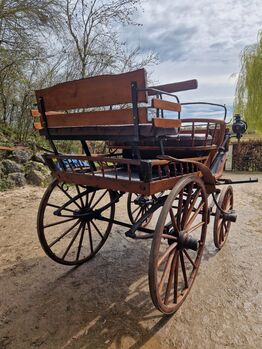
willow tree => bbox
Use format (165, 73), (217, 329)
(234, 32), (262, 133)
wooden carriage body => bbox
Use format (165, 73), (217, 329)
(32, 68), (244, 314)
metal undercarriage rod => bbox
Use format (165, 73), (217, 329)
(100, 194), (168, 239)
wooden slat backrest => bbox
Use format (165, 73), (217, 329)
(35, 69), (147, 112)
(41, 108), (148, 127)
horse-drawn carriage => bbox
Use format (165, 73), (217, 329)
(32, 69), (255, 314)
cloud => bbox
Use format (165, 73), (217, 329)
(122, 0), (262, 110)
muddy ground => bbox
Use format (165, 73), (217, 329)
(0, 173), (261, 349)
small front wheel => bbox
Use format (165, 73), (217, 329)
(127, 193), (154, 227)
(213, 186), (234, 249)
(149, 176), (208, 314)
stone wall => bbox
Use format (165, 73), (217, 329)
(0, 148), (51, 190)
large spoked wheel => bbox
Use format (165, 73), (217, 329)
(213, 186), (233, 249)
(149, 176), (208, 314)
(37, 180), (115, 265)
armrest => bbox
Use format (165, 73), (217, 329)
(148, 79), (198, 95)
(151, 98), (181, 112)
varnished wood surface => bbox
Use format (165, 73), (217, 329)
(152, 117), (181, 128)
(148, 79), (198, 95)
(35, 69), (148, 111)
(43, 108), (148, 127)
(151, 98), (181, 112)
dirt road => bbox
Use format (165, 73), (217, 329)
(0, 173), (261, 349)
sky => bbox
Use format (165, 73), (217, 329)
(124, 0), (262, 118)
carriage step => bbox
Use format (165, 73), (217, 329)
(223, 210), (237, 222)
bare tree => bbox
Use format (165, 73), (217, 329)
(63, 0), (156, 78)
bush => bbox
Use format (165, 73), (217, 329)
(233, 140), (262, 171)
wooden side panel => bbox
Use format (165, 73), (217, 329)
(35, 69), (147, 111)
(148, 79), (198, 95)
(152, 118), (181, 128)
(45, 108), (148, 127)
(151, 98), (181, 112)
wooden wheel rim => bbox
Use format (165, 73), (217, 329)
(213, 186), (233, 249)
(37, 179), (115, 265)
(149, 176), (208, 314)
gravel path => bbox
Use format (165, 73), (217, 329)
(0, 173), (261, 349)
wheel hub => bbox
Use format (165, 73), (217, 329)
(177, 231), (198, 251)
(134, 196), (153, 206)
(73, 208), (101, 221)
(223, 210), (237, 222)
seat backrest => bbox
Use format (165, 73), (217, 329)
(35, 69), (148, 128)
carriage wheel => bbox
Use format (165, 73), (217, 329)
(127, 193), (154, 227)
(37, 179), (115, 265)
(149, 176), (208, 314)
(213, 186), (233, 249)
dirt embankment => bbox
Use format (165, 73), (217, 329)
(0, 173), (262, 349)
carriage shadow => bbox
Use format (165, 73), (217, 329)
(0, 224), (220, 349)
(0, 234), (172, 349)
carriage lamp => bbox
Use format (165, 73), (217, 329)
(232, 114), (248, 140)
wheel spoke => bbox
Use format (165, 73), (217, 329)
(90, 190), (108, 210)
(85, 191), (89, 207)
(90, 220), (104, 240)
(186, 221), (205, 235)
(131, 205), (140, 215)
(169, 209), (179, 236)
(44, 217), (76, 229)
(162, 234), (177, 241)
(164, 250), (179, 305)
(158, 250), (175, 294)
(183, 249), (196, 268)
(185, 200), (205, 230)
(220, 223), (225, 243)
(134, 207), (143, 222)
(49, 220), (81, 248)
(181, 183), (194, 228)
(223, 220), (228, 233)
(76, 222), (86, 260)
(183, 188), (201, 227)
(177, 191), (184, 229)
(46, 203), (75, 213)
(88, 191), (96, 208)
(87, 221), (94, 254)
(173, 251), (179, 303)
(76, 185), (85, 208)
(157, 242), (177, 268)
(179, 251), (188, 289)
(62, 222), (83, 259)
(57, 184), (82, 209)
